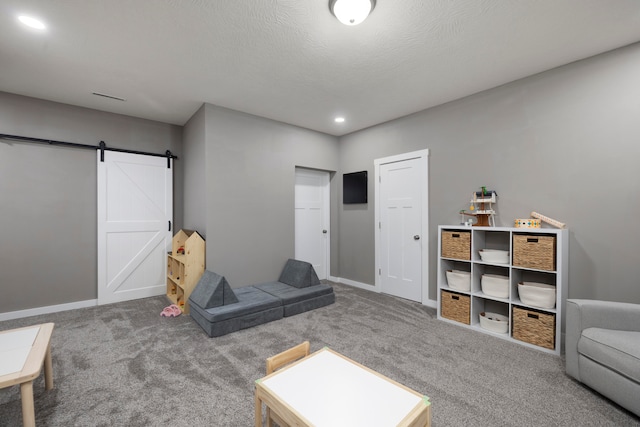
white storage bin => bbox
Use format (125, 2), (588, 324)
(481, 274), (509, 298)
(446, 270), (471, 292)
(478, 249), (509, 264)
(518, 282), (556, 309)
(479, 312), (509, 334)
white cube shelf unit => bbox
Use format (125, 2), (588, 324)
(437, 225), (568, 355)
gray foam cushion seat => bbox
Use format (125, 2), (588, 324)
(253, 281), (333, 305)
(190, 286), (281, 323)
(189, 286), (283, 337)
(189, 270), (238, 308)
(253, 280), (335, 317)
(278, 258), (321, 288)
(254, 282), (336, 317)
(188, 260), (335, 337)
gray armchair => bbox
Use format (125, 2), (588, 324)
(565, 299), (640, 417)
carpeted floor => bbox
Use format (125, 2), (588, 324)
(0, 283), (638, 426)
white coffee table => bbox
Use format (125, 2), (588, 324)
(255, 347), (431, 426)
(0, 323), (55, 427)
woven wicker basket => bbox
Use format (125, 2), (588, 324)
(512, 234), (556, 271)
(512, 306), (555, 350)
(441, 230), (471, 260)
(441, 290), (470, 324)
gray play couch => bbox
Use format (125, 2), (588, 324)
(565, 299), (640, 417)
(189, 259), (335, 337)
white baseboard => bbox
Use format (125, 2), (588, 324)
(0, 299), (98, 322)
(328, 275), (437, 308)
(422, 299), (437, 309)
(328, 276), (378, 292)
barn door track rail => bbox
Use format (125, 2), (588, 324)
(0, 133), (177, 168)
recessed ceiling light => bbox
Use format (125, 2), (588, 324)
(334, 117), (345, 123)
(18, 15), (46, 30)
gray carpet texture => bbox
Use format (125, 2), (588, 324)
(1, 283), (638, 426)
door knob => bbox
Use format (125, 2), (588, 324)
(414, 235), (420, 240)
(323, 230), (328, 234)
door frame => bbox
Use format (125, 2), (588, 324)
(374, 149), (430, 305)
(294, 167), (331, 280)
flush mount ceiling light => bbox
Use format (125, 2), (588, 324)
(18, 15), (46, 30)
(329, 0), (376, 26)
(334, 117), (345, 123)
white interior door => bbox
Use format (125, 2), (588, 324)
(295, 168), (330, 280)
(97, 151), (173, 305)
(375, 150), (429, 303)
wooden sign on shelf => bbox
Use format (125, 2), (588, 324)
(530, 211), (566, 229)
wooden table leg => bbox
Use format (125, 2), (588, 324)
(20, 381), (36, 427)
(255, 388), (263, 427)
(44, 343), (53, 390)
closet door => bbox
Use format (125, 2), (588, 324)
(375, 149), (429, 304)
(295, 168), (330, 280)
(379, 158), (423, 302)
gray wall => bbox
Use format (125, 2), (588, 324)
(4, 41), (639, 314)
(183, 104), (340, 286)
(183, 104), (207, 235)
(0, 92), (183, 313)
(338, 42), (640, 304)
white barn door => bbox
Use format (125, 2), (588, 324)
(97, 151), (173, 305)
(295, 168), (330, 280)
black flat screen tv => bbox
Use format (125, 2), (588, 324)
(343, 171), (368, 204)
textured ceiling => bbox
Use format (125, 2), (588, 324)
(1, 1), (640, 136)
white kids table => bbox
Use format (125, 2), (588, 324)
(0, 323), (54, 427)
(255, 346), (431, 426)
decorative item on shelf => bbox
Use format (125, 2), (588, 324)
(514, 212), (566, 229)
(479, 312), (509, 334)
(459, 210), (474, 227)
(460, 186), (497, 227)
(530, 211), (566, 229)
(514, 218), (541, 228)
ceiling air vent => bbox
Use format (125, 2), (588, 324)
(92, 92), (126, 101)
